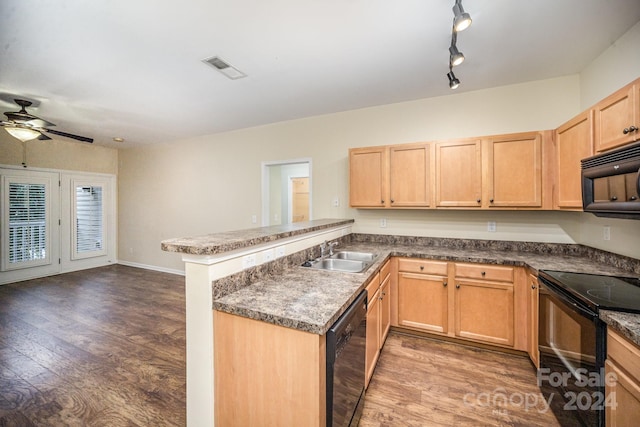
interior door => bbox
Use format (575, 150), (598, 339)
(1, 168), (60, 283)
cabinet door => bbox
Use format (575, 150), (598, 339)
(379, 273), (391, 346)
(349, 147), (388, 207)
(605, 360), (640, 426)
(555, 110), (594, 209)
(389, 143), (430, 207)
(454, 280), (514, 347)
(365, 288), (381, 388)
(486, 133), (542, 208)
(435, 139), (482, 207)
(398, 272), (448, 333)
(594, 83), (640, 152)
(528, 274), (539, 369)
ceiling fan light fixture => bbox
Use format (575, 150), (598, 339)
(453, 1), (472, 32)
(447, 71), (460, 89)
(449, 45), (465, 66)
(4, 125), (40, 142)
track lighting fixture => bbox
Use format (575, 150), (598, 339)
(446, 0), (471, 89)
(452, 0), (472, 32)
(447, 69), (460, 89)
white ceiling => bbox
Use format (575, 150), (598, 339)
(1, 0), (640, 148)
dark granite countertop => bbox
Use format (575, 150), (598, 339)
(213, 239), (640, 337)
(160, 218), (354, 255)
(600, 310), (640, 348)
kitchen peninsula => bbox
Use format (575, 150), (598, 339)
(162, 219), (640, 427)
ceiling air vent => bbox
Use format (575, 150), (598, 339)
(202, 56), (247, 80)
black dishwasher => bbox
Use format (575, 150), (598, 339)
(326, 289), (367, 427)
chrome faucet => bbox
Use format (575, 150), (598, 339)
(328, 241), (339, 256)
(320, 240), (339, 258)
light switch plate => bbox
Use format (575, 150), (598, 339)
(487, 221), (497, 232)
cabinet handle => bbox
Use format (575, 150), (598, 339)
(381, 200), (385, 204)
(481, 271), (486, 276)
(420, 265), (424, 271)
(623, 125), (638, 134)
(611, 196), (618, 201)
(489, 199), (494, 203)
(476, 199), (481, 203)
(631, 196), (638, 201)
(531, 285), (537, 290)
(456, 284), (460, 289)
(391, 199), (395, 203)
(443, 281), (448, 287)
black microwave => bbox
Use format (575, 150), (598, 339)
(581, 141), (640, 219)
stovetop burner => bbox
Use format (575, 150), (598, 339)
(539, 270), (640, 314)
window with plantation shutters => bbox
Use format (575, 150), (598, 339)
(72, 183), (106, 259)
(8, 182), (47, 264)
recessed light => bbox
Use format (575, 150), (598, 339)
(113, 137), (124, 142)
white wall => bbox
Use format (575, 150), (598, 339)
(118, 21), (640, 272)
(118, 75), (583, 272)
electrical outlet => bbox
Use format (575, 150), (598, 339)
(332, 197), (340, 207)
(262, 249), (275, 263)
(380, 218), (387, 228)
(487, 221), (497, 232)
(242, 254), (256, 269)
(251, 214), (257, 224)
(603, 226), (611, 241)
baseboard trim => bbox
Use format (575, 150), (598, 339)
(117, 260), (185, 276)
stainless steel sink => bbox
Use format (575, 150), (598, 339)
(306, 258), (372, 273)
(329, 251), (377, 262)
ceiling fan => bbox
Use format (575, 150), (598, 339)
(1, 99), (93, 143)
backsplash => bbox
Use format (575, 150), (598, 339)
(350, 233), (640, 275)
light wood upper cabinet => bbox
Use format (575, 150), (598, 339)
(349, 146), (388, 207)
(555, 110), (594, 209)
(594, 80), (640, 153)
(435, 139), (482, 207)
(485, 132), (543, 208)
(389, 143), (431, 207)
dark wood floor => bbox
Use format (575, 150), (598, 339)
(0, 265), (186, 426)
(2, 266), (563, 426)
(360, 332), (562, 427)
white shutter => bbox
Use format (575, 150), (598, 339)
(8, 183), (47, 263)
(72, 183), (106, 259)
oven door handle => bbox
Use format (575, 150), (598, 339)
(539, 278), (598, 320)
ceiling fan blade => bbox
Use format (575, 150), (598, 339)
(37, 133), (52, 140)
(43, 128), (93, 143)
(26, 117), (56, 127)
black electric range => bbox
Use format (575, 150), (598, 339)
(537, 269), (640, 427)
(538, 270), (640, 314)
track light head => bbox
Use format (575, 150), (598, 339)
(449, 45), (465, 66)
(453, 1), (472, 32)
(447, 71), (460, 89)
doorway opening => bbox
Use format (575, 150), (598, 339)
(262, 159), (311, 226)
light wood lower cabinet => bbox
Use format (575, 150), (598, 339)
(606, 329), (640, 426)
(365, 260), (392, 388)
(397, 259), (449, 333)
(528, 273), (540, 368)
(396, 258), (527, 351)
(214, 310), (326, 426)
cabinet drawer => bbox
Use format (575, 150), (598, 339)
(365, 273), (381, 301)
(398, 258), (448, 276)
(454, 263), (514, 282)
(608, 329), (640, 381)
(380, 259), (391, 281)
